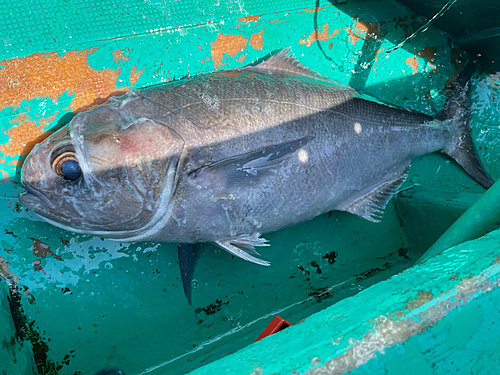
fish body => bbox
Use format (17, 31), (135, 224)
(20, 50), (493, 269)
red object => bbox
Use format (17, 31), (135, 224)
(255, 316), (292, 341)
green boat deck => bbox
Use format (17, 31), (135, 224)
(1, 0), (500, 374)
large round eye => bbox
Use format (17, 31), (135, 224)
(52, 152), (82, 180)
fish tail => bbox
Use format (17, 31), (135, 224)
(440, 62), (494, 189)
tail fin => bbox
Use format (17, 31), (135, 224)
(441, 62), (494, 189)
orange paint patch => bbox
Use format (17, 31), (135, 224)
(250, 29), (265, 50)
(112, 49), (130, 63)
(374, 48), (384, 61)
(300, 24), (340, 47)
(236, 53), (247, 63)
(238, 15), (262, 22)
(406, 56), (419, 75)
(417, 46), (437, 72)
(211, 33), (248, 69)
(0, 49), (142, 112)
(302, 6), (324, 13)
(1, 113), (58, 161)
(346, 20), (382, 46)
(129, 66), (144, 87)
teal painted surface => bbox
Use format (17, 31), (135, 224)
(0, 0), (499, 374)
(188, 229), (500, 375)
(419, 177), (500, 262)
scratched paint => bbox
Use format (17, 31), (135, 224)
(406, 56), (419, 75)
(211, 33), (249, 69)
(250, 29), (265, 50)
(299, 23), (340, 47)
(1, 0), (499, 374)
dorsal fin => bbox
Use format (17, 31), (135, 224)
(342, 165), (411, 223)
(242, 48), (330, 82)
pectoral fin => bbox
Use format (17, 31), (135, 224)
(215, 234), (271, 266)
(191, 136), (314, 187)
(342, 165), (410, 222)
(177, 243), (202, 304)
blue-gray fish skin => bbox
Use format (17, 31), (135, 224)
(19, 50), (493, 265)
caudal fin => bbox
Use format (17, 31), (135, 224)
(441, 62), (494, 189)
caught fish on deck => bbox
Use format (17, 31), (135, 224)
(19, 49), (493, 303)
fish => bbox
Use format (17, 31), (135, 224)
(19, 49), (493, 303)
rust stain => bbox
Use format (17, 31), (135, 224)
(211, 33), (248, 69)
(1, 113), (58, 161)
(300, 23), (340, 48)
(235, 53), (247, 63)
(302, 7), (324, 13)
(406, 56), (419, 75)
(271, 19), (281, 23)
(346, 20), (382, 46)
(112, 49), (130, 63)
(31, 238), (62, 261)
(33, 259), (47, 275)
(446, 48), (465, 89)
(23, 285), (35, 304)
(250, 29), (265, 50)
(0, 49), (140, 112)
(237, 14), (262, 22)
(128, 66), (144, 87)
(417, 46), (437, 72)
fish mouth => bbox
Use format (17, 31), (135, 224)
(19, 186), (56, 210)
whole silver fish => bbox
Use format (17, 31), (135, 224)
(19, 50), (493, 298)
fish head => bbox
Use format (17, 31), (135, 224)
(19, 102), (184, 239)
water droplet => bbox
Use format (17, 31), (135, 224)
(191, 279), (199, 289)
(104, 262), (113, 270)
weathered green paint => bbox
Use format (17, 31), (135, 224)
(419, 177), (500, 262)
(188, 229), (500, 375)
(1, 0), (499, 374)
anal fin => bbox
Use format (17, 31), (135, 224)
(343, 165), (411, 223)
(177, 243), (202, 304)
(215, 234), (270, 266)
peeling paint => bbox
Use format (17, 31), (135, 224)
(31, 238), (62, 261)
(237, 15), (262, 23)
(235, 54), (247, 63)
(302, 7), (324, 13)
(417, 46), (437, 72)
(299, 24), (340, 48)
(0, 255), (20, 286)
(250, 29), (265, 50)
(112, 49), (130, 63)
(1, 113), (58, 160)
(211, 33), (248, 69)
(346, 20), (382, 46)
(406, 56), (419, 75)
(0, 49), (141, 112)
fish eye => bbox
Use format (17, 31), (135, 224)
(52, 152), (82, 180)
